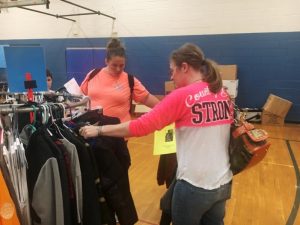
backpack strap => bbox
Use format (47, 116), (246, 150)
(87, 68), (101, 82)
(128, 74), (134, 114)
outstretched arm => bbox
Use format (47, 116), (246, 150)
(79, 121), (131, 139)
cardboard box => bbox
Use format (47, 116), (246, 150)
(218, 65), (237, 80)
(223, 80), (238, 98)
(263, 94), (292, 118)
(165, 81), (175, 95)
(261, 111), (284, 126)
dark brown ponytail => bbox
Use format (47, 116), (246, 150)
(201, 59), (223, 93)
(170, 43), (222, 93)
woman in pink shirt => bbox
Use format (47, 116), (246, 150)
(80, 38), (159, 123)
(80, 43), (233, 225)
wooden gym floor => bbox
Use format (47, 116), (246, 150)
(127, 123), (300, 225)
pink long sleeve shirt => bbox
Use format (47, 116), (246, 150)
(129, 81), (233, 189)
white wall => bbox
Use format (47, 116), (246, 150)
(0, 0), (300, 39)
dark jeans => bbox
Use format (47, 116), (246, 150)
(172, 180), (232, 225)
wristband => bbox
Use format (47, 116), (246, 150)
(98, 126), (103, 136)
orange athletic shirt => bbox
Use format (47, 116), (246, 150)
(80, 68), (149, 123)
(0, 170), (20, 225)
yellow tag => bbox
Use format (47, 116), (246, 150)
(153, 123), (176, 155)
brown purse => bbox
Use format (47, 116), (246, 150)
(229, 112), (271, 175)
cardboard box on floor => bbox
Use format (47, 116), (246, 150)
(261, 111), (285, 126)
(262, 94), (293, 125)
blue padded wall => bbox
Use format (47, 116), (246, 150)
(0, 32), (299, 122)
(66, 48), (106, 85)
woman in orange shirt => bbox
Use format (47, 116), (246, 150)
(80, 38), (159, 224)
(80, 38), (159, 123)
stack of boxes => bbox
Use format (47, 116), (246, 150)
(261, 94), (292, 125)
(218, 65), (238, 99)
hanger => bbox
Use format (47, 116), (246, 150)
(40, 104), (49, 125)
(46, 104), (65, 139)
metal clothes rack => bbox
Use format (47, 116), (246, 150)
(0, 91), (83, 98)
(0, 95), (91, 114)
(0, 91), (86, 103)
(0, 0), (116, 22)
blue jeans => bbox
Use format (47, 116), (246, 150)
(172, 180), (232, 225)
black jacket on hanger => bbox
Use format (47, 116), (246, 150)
(26, 127), (72, 225)
(59, 126), (109, 225)
(72, 111), (138, 225)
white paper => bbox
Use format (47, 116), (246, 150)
(64, 78), (83, 95)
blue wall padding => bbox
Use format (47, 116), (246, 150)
(4, 46), (47, 92)
(66, 48), (106, 85)
(0, 32), (299, 122)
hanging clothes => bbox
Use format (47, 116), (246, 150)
(71, 111), (138, 225)
(157, 153), (177, 188)
(0, 96), (91, 225)
(57, 122), (111, 225)
(25, 126), (84, 225)
(59, 138), (82, 224)
(17, 105), (104, 225)
(1, 114), (31, 225)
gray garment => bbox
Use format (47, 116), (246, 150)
(16, 139), (32, 225)
(60, 138), (83, 223)
(19, 124), (36, 147)
(32, 158), (64, 225)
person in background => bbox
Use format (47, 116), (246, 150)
(80, 38), (159, 224)
(80, 38), (159, 123)
(44, 69), (58, 102)
(46, 69), (53, 91)
(79, 43), (233, 225)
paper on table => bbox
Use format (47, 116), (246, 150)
(64, 78), (83, 95)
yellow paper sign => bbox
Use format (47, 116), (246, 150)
(153, 123), (176, 155)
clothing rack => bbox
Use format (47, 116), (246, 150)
(0, 91), (83, 98)
(0, 91), (90, 105)
(0, 96), (92, 114)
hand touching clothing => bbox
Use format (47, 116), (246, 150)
(79, 121), (130, 139)
(79, 125), (101, 139)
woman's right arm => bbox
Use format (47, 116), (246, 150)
(80, 77), (89, 95)
(80, 121), (131, 139)
(80, 69), (95, 95)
